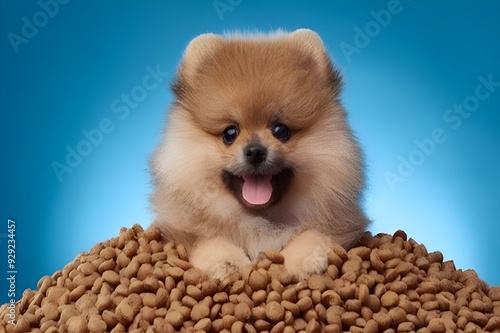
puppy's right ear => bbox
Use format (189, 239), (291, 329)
(179, 33), (224, 80)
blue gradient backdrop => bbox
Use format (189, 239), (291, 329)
(1, 1), (499, 304)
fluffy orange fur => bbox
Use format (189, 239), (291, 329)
(151, 29), (369, 280)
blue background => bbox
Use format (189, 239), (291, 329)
(1, 1), (499, 304)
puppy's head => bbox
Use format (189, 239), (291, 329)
(153, 29), (363, 227)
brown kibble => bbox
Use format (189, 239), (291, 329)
(268, 264), (293, 284)
(344, 299), (361, 312)
(370, 250), (385, 273)
(123, 240), (140, 257)
(471, 310), (488, 327)
(342, 257), (362, 275)
(191, 303), (210, 321)
(42, 301), (59, 321)
(67, 315), (88, 333)
(165, 266), (185, 280)
(397, 321), (415, 332)
(248, 270), (268, 291)
(78, 262), (97, 276)
(98, 259), (115, 273)
(307, 275), (328, 292)
(222, 302), (236, 316)
(325, 305), (342, 326)
(388, 307), (406, 326)
(102, 270), (120, 286)
(373, 312), (391, 331)
(357, 283), (369, 303)
(327, 265), (339, 280)
(234, 302), (252, 321)
(415, 256), (430, 270)
(282, 300), (300, 317)
(271, 279), (285, 294)
(101, 310), (117, 329)
(5, 225), (500, 333)
(292, 318), (307, 331)
(183, 268), (202, 286)
(100, 247), (116, 260)
(327, 251), (343, 269)
(88, 315), (106, 333)
(213, 292), (229, 304)
(337, 284), (355, 301)
(165, 310), (184, 327)
(381, 290), (399, 308)
(297, 296), (313, 312)
(305, 318), (320, 333)
(167, 257), (192, 271)
(341, 311), (359, 327)
(115, 302), (134, 325)
(229, 280), (246, 295)
(418, 281), (438, 294)
(365, 294), (382, 312)
(143, 292), (158, 307)
(428, 251), (443, 264)
(266, 301), (285, 322)
(264, 250), (285, 264)
(422, 300), (439, 311)
(185, 284), (203, 301)
(389, 280), (407, 294)
(364, 319), (378, 333)
(140, 306), (156, 322)
(321, 290), (341, 307)
(144, 226), (161, 241)
(253, 318), (271, 331)
(468, 299), (484, 312)
(428, 317), (446, 333)
(222, 314), (238, 329)
(348, 246), (372, 260)
(277, 288), (293, 303)
(269, 321), (285, 333)
(115, 294), (142, 325)
(194, 317), (212, 331)
(488, 286), (500, 301)
(485, 315), (500, 331)
(69, 285), (86, 302)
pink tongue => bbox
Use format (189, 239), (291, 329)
(242, 175), (273, 205)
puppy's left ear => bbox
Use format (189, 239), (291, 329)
(289, 29), (328, 63)
(289, 29), (342, 91)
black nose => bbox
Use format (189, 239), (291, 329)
(244, 144), (267, 166)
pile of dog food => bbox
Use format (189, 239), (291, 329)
(2, 225), (499, 333)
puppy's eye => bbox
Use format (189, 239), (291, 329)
(222, 125), (238, 145)
(272, 123), (291, 142)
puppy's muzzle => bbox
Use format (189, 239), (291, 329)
(244, 143), (267, 166)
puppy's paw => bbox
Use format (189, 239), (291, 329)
(280, 229), (333, 280)
(190, 238), (252, 282)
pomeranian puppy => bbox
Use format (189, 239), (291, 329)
(151, 29), (369, 280)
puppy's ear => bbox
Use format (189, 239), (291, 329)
(289, 29), (342, 92)
(289, 29), (328, 62)
(179, 33), (224, 79)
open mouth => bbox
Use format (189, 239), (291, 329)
(223, 168), (294, 209)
